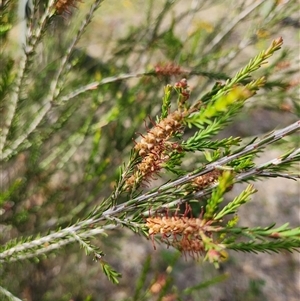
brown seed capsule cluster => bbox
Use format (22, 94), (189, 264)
(146, 215), (203, 236)
(146, 214), (207, 257)
(134, 110), (184, 157)
(193, 170), (235, 193)
(55, 0), (78, 15)
(125, 78), (193, 190)
(125, 110), (186, 189)
(155, 63), (184, 77)
(192, 170), (222, 190)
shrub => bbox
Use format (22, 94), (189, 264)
(0, 1), (299, 300)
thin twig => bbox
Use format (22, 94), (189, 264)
(0, 286), (23, 301)
(204, 0), (265, 54)
(49, 0), (105, 101)
(0, 225), (116, 262)
(59, 73), (146, 103)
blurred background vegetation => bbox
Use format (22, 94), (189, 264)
(0, 0), (299, 300)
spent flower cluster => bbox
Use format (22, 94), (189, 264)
(125, 79), (192, 189)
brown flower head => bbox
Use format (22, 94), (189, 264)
(55, 0), (79, 15)
(146, 208), (207, 258)
(192, 170), (222, 190)
(155, 62), (185, 77)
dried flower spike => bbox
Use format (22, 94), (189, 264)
(134, 110), (185, 157)
(192, 170), (222, 190)
(146, 208), (208, 257)
(125, 79), (194, 190)
(55, 0), (79, 15)
(125, 112), (187, 188)
(155, 62), (185, 77)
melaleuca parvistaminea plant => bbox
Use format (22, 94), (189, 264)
(0, 36), (299, 285)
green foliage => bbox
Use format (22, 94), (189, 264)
(132, 256), (152, 301)
(183, 273), (229, 295)
(100, 260), (122, 284)
(214, 184), (257, 220)
(204, 171), (235, 220)
(222, 223), (300, 254)
(161, 84), (173, 119)
(0, 0), (299, 300)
